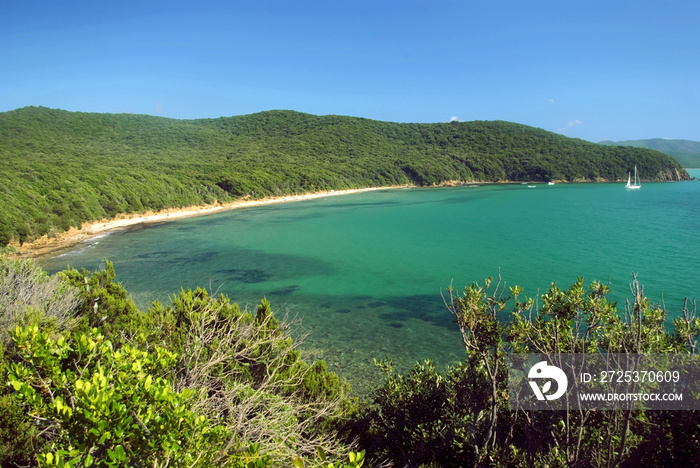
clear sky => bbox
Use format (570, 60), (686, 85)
(1, 0), (698, 142)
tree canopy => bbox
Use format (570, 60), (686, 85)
(0, 106), (689, 246)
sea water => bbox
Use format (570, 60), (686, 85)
(41, 177), (700, 394)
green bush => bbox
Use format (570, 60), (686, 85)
(353, 358), (482, 467)
(0, 393), (38, 466)
(1, 259), (361, 466)
(350, 276), (700, 467)
(59, 260), (145, 339)
(144, 287), (355, 465)
(0, 255), (80, 347)
(8, 325), (230, 467)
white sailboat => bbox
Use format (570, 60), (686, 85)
(626, 166), (641, 190)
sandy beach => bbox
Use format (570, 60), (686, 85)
(11, 187), (396, 259)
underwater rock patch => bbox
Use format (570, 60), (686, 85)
(219, 268), (272, 283)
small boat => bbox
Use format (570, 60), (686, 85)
(626, 166), (641, 190)
(528, 185), (536, 188)
(547, 182), (555, 185)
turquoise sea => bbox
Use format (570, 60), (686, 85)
(41, 173), (700, 394)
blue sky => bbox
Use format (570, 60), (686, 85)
(1, 0), (698, 142)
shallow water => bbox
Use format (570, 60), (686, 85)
(41, 178), (700, 394)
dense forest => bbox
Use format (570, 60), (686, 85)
(0, 106), (689, 246)
(600, 138), (700, 168)
(1, 256), (699, 467)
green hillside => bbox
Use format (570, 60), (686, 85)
(0, 106), (689, 246)
(600, 138), (700, 168)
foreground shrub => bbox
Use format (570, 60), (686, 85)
(352, 358), (484, 467)
(0, 255), (80, 347)
(145, 288), (356, 465)
(0, 392), (38, 466)
(350, 276), (700, 467)
(3, 260), (361, 466)
(8, 325), (231, 467)
(59, 260), (144, 339)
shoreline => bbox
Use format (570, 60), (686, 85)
(10, 187), (401, 259)
(5, 178), (625, 259)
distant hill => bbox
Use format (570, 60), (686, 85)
(599, 138), (700, 168)
(0, 106), (689, 246)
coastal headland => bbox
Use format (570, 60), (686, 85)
(1, 107), (689, 253)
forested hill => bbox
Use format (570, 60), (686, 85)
(0, 106), (689, 246)
(599, 138), (700, 168)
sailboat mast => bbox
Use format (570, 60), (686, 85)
(625, 166), (641, 189)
